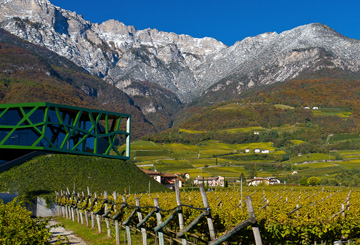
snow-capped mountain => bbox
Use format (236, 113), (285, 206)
(1, 0), (360, 105)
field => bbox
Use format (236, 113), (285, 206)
(312, 108), (352, 117)
(129, 140), (360, 185)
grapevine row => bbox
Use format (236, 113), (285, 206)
(55, 186), (360, 244)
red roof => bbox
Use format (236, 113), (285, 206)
(141, 168), (162, 176)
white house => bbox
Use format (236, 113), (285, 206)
(174, 172), (191, 180)
(141, 169), (184, 189)
(304, 107), (310, 109)
(261, 149), (270, 154)
(194, 176), (225, 187)
(245, 148), (250, 153)
(254, 131), (260, 135)
(254, 149), (260, 153)
(247, 177), (280, 186)
(141, 169), (162, 183)
(312, 107), (319, 110)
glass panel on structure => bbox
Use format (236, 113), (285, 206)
(85, 136), (95, 153)
(0, 108), (23, 126)
(0, 130), (10, 142)
(47, 108), (60, 124)
(28, 108), (45, 124)
(97, 136), (109, 154)
(4, 128), (40, 146)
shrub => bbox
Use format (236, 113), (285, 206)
(0, 199), (51, 244)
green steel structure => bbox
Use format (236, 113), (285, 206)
(0, 102), (131, 162)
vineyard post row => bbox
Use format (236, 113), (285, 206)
(55, 180), (263, 245)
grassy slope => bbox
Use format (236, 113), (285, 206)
(0, 154), (169, 196)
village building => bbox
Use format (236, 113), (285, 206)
(141, 169), (162, 183)
(141, 169), (184, 189)
(254, 149), (261, 153)
(174, 172), (191, 180)
(246, 177), (281, 186)
(193, 176), (225, 187)
(245, 148), (250, 153)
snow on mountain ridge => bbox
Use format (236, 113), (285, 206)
(1, 0), (360, 104)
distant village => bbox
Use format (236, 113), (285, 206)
(141, 168), (281, 189)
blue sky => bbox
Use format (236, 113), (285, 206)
(51, 0), (360, 46)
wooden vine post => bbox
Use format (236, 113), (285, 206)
(246, 196), (263, 245)
(175, 179), (187, 245)
(135, 197), (147, 245)
(113, 191), (120, 245)
(91, 192), (96, 230)
(199, 183), (216, 241)
(104, 191), (111, 237)
(122, 195), (132, 245)
(85, 187), (90, 227)
(154, 198), (165, 245)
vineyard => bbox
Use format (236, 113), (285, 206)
(55, 185), (360, 244)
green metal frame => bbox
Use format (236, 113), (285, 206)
(0, 102), (131, 160)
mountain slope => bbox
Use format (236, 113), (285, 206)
(2, 0), (360, 128)
(196, 24), (360, 105)
(0, 27), (155, 139)
(0, 0), (226, 102)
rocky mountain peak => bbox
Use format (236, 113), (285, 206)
(0, 0), (228, 102)
(1, 0), (360, 106)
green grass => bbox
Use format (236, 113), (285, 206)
(337, 160), (360, 169)
(133, 156), (169, 161)
(298, 165), (345, 177)
(179, 128), (207, 134)
(130, 141), (163, 151)
(204, 166), (247, 177)
(154, 159), (194, 172)
(54, 217), (116, 244)
(287, 153), (334, 164)
(215, 103), (243, 110)
(290, 140), (305, 145)
(223, 127), (263, 134)
(274, 104), (295, 109)
(312, 108), (351, 117)
(271, 124), (302, 133)
(328, 134), (360, 143)
(184, 168), (212, 177)
(54, 216), (152, 245)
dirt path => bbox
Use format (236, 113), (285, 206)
(48, 219), (87, 244)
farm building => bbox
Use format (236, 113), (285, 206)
(174, 172), (191, 180)
(141, 169), (162, 183)
(141, 169), (184, 189)
(0, 102), (131, 172)
(247, 177), (281, 186)
(193, 176), (225, 187)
